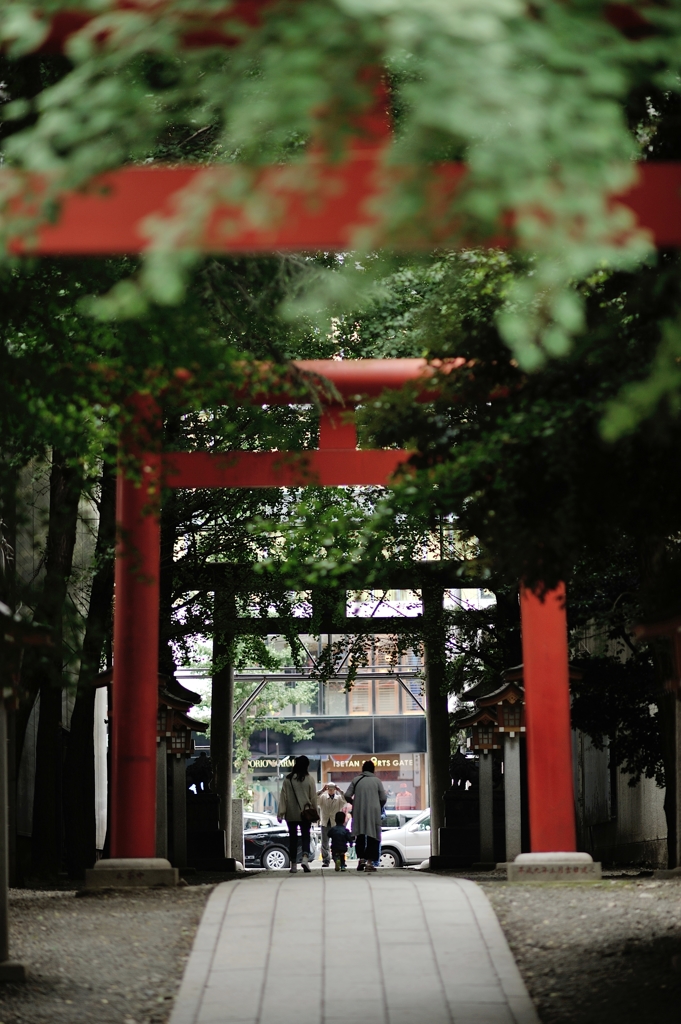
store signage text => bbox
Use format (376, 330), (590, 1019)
(332, 756), (414, 771)
(246, 757), (295, 770)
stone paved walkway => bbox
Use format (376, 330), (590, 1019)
(169, 871), (539, 1024)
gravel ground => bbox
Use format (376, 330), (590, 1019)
(0, 882), (213, 1024)
(4, 868), (681, 1024)
(481, 874), (681, 1024)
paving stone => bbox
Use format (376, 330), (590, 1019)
(169, 873), (539, 1024)
(452, 1004), (517, 1024)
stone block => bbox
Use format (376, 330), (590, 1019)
(653, 866), (681, 880)
(231, 798), (244, 864)
(0, 961), (26, 982)
(507, 851), (601, 882)
(428, 855), (460, 870)
(85, 857), (179, 889)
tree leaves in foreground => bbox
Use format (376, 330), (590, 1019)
(0, 0), (677, 375)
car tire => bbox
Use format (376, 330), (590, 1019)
(262, 846), (290, 870)
(379, 848), (402, 869)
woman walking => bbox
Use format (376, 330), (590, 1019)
(344, 761), (387, 873)
(277, 755), (319, 873)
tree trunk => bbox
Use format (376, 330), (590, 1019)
(158, 416), (182, 682)
(494, 587), (523, 668)
(28, 451), (84, 879)
(659, 689), (681, 868)
(422, 584), (450, 859)
(212, 591), (235, 856)
(63, 460), (116, 878)
(0, 468), (18, 885)
(639, 537), (679, 868)
(158, 489), (178, 680)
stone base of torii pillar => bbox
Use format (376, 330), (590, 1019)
(85, 858), (179, 889)
(504, 851), (602, 881)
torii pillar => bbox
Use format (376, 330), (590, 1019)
(86, 398), (178, 888)
(510, 583), (601, 880)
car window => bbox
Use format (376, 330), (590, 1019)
(245, 818), (262, 830)
(407, 814), (430, 832)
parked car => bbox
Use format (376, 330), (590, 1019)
(244, 812), (280, 831)
(378, 808), (431, 868)
(244, 826), (319, 870)
(381, 809), (422, 830)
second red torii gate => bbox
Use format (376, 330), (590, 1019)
(111, 357), (575, 863)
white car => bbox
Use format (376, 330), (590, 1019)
(379, 808), (431, 868)
(382, 809), (422, 830)
(243, 812), (280, 831)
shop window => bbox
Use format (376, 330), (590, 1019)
(325, 682), (347, 715)
(405, 679), (424, 712)
(377, 680), (398, 714)
(350, 681), (371, 714)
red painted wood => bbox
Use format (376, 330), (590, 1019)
(27, 3), (655, 54)
(162, 448), (410, 488)
(9, 156), (391, 255)
(616, 163), (681, 247)
(9, 160), (681, 255)
(111, 397), (162, 860)
(290, 359), (463, 401)
(520, 583), (577, 853)
(319, 408), (357, 450)
(31, 2), (271, 54)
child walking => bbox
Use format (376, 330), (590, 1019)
(327, 811), (353, 872)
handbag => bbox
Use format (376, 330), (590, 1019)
(289, 777), (320, 823)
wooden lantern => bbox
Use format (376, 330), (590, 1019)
(477, 680), (526, 736)
(456, 707), (501, 751)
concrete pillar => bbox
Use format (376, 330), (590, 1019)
(423, 585), (450, 858)
(504, 734), (522, 863)
(171, 755), (187, 869)
(155, 743), (167, 859)
(231, 798), (244, 865)
(479, 751), (494, 864)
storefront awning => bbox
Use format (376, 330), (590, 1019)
(249, 716), (427, 756)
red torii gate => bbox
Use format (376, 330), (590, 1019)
(111, 360), (575, 862)
(7, 161), (681, 255)
(8, 2), (664, 868)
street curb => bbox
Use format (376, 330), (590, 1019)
(454, 877), (541, 1024)
(168, 881), (236, 1024)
